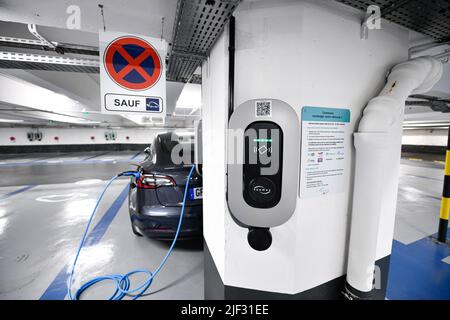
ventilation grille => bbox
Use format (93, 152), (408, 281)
(335, 0), (450, 41)
(167, 0), (240, 83)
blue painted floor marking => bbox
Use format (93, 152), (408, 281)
(387, 228), (450, 300)
(130, 151), (142, 160)
(39, 184), (129, 300)
(0, 185), (35, 201)
(83, 152), (109, 161)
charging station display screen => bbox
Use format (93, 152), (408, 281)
(243, 121), (283, 208)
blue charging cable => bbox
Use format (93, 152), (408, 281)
(67, 165), (196, 300)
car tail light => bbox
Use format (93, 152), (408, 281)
(137, 174), (176, 189)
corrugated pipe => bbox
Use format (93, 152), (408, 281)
(344, 56), (443, 299)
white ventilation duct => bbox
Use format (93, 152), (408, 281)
(345, 56), (443, 297)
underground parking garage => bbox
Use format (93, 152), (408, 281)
(0, 0), (449, 311)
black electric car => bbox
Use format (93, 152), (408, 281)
(128, 132), (202, 239)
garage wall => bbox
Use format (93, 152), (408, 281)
(0, 127), (163, 145)
(402, 129), (448, 146)
(201, 27), (229, 280)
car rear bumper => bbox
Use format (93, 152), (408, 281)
(131, 205), (202, 240)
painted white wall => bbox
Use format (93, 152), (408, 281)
(402, 129), (448, 146)
(201, 28), (229, 280)
(176, 83), (202, 109)
(202, 0), (409, 295)
(0, 127), (170, 145)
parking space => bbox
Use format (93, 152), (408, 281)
(0, 152), (203, 300)
(387, 159), (450, 299)
(0, 151), (447, 299)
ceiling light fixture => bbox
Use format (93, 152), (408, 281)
(0, 118), (25, 123)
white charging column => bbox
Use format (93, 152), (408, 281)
(202, 0), (409, 298)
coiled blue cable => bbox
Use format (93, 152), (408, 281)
(67, 165), (196, 300)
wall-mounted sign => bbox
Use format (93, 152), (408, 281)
(100, 31), (166, 115)
(300, 106), (351, 198)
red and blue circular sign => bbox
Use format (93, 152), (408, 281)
(104, 36), (162, 90)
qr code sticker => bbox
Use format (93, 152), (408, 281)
(255, 100), (272, 117)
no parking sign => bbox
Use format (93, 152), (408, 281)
(100, 31), (166, 115)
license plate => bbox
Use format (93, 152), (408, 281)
(189, 187), (203, 200)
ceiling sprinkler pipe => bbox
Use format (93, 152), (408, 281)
(433, 49), (450, 60)
(345, 57), (443, 298)
(409, 41), (450, 57)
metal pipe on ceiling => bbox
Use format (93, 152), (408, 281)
(27, 24), (56, 49)
(0, 51), (100, 73)
(433, 49), (450, 60)
(409, 41), (450, 56)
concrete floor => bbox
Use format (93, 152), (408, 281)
(0, 151), (144, 187)
(386, 158), (450, 299)
(0, 151), (448, 299)
(0, 151), (203, 300)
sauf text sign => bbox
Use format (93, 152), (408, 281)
(99, 31), (166, 115)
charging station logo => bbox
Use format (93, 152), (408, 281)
(146, 98), (161, 112)
(253, 186), (271, 195)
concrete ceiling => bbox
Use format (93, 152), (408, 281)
(0, 0), (201, 129)
(0, 64), (195, 128)
(0, 0), (449, 129)
(0, 0), (178, 41)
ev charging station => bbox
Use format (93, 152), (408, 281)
(227, 99), (300, 251)
(201, 0), (443, 300)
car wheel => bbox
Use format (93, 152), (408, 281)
(131, 222), (144, 237)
